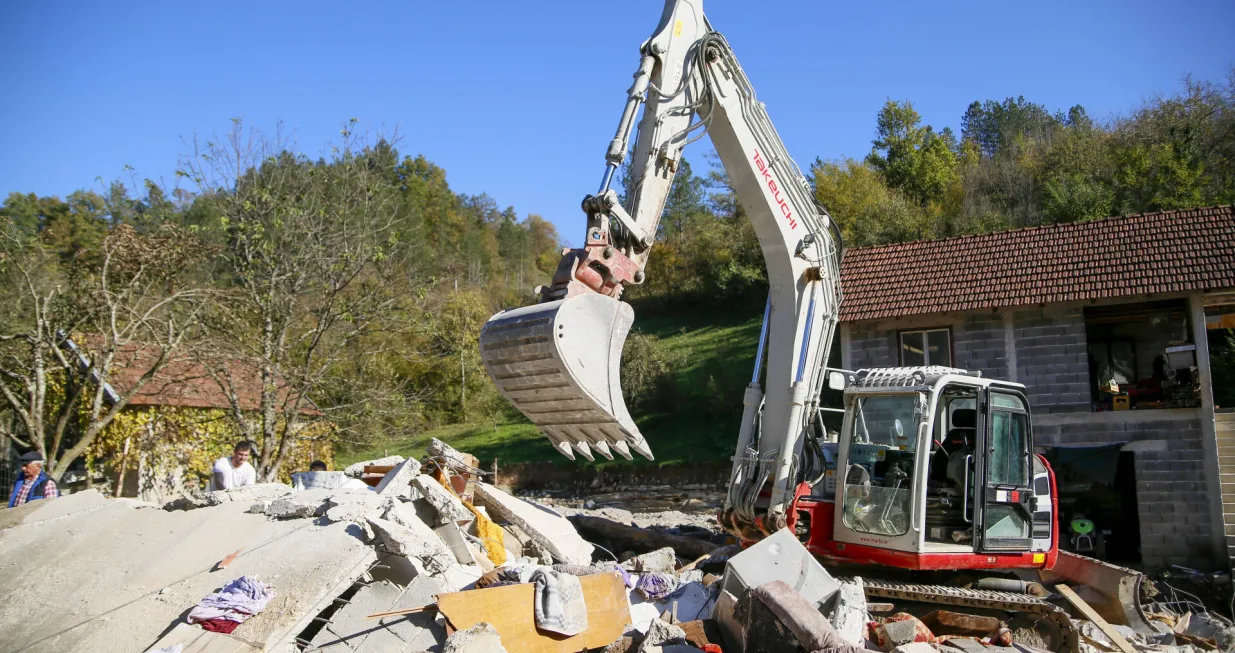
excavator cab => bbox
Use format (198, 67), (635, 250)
(805, 366), (1057, 570)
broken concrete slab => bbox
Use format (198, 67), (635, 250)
(344, 454), (405, 478)
(638, 618), (687, 652)
(721, 528), (839, 609)
(375, 458), (421, 495)
(145, 622), (262, 652)
(879, 618), (928, 649)
(435, 563), (483, 593)
(323, 489), (386, 524)
(368, 516), (455, 574)
(0, 488), (109, 533)
(263, 488), (334, 519)
(412, 474), (473, 525)
(310, 579), (406, 651)
(290, 470), (349, 491)
(475, 482), (594, 565)
(373, 574), (446, 651)
(443, 621), (509, 653)
(206, 482), (295, 506)
(623, 547), (677, 574)
(940, 638), (989, 653)
(893, 644), (939, 653)
(831, 577), (868, 646)
(0, 495), (376, 653)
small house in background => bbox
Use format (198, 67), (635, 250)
(80, 342), (333, 503)
(837, 205), (1235, 571)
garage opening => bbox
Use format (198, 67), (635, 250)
(1043, 444), (1141, 564)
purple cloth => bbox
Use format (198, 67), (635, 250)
(187, 575), (275, 625)
(635, 572), (679, 601)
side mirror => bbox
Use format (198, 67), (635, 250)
(827, 371), (847, 391)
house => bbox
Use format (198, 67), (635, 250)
(84, 343), (331, 501)
(837, 205), (1235, 571)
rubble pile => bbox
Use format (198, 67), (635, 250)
(2, 439), (1234, 653)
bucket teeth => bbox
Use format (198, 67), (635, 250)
(593, 441), (614, 460)
(631, 438), (654, 461)
(479, 294), (657, 464)
(611, 441), (633, 461)
(574, 441), (595, 462)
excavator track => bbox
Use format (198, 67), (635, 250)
(859, 578), (1079, 653)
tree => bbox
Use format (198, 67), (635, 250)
(0, 219), (211, 479)
(811, 158), (936, 247)
(659, 157), (709, 243)
(180, 120), (423, 481)
(867, 100), (959, 206)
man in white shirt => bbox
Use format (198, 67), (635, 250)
(211, 441), (258, 491)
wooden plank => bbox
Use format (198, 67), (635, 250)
(436, 572), (628, 653)
(1056, 584), (1137, 653)
(144, 623), (261, 653)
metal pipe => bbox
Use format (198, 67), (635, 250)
(599, 164), (618, 193)
(795, 283), (818, 383)
(751, 294), (771, 384)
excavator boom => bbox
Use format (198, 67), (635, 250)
(479, 0), (842, 536)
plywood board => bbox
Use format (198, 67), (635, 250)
(145, 623), (261, 653)
(1056, 584), (1137, 653)
(436, 572), (628, 653)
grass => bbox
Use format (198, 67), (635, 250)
(337, 306), (765, 468)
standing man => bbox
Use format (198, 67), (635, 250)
(8, 451), (59, 508)
(210, 441), (258, 491)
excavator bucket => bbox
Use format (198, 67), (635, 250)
(479, 294), (654, 462)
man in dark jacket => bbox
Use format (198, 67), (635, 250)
(8, 451), (59, 508)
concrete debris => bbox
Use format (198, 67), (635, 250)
(5, 437), (1209, 653)
(412, 474), (474, 525)
(291, 470), (369, 491)
(442, 621), (509, 653)
(720, 528), (839, 609)
(262, 488), (334, 519)
(428, 437), (475, 470)
(375, 457), (422, 495)
(830, 577), (868, 646)
(368, 513), (455, 574)
(344, 454), (406, 478)
(893, 644), (940, 653)
(475, 481), (595, 565)
(323, 489), (387, 524)
(623, 546), (678, 574)
(206, 482), (295, 506)
(637, 619), (687, 652)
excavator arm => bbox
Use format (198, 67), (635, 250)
(479, 0), (843, 536)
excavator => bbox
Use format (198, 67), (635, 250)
(478, 0), (1152, 642)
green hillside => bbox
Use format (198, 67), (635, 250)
(337, 307), (763, 469)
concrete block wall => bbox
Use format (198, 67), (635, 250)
(954, 312), (1008, 380)
(1035, 414), (1211, 569)
(1011, 306), (1091, 414)
(847, 312), (1010, 379)
(848, 321), (894, 371)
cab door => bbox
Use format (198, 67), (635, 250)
(975, 390), (1035, 552)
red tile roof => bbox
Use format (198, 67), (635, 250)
(838, 205), (1235, 322)
(92, 341), (318, 415)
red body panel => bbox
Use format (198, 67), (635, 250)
(786, 456), (1060, 571)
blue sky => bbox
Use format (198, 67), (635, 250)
(2, 0), (1231, 245)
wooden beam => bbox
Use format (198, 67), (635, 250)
(1056, 584), (1136, 653)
